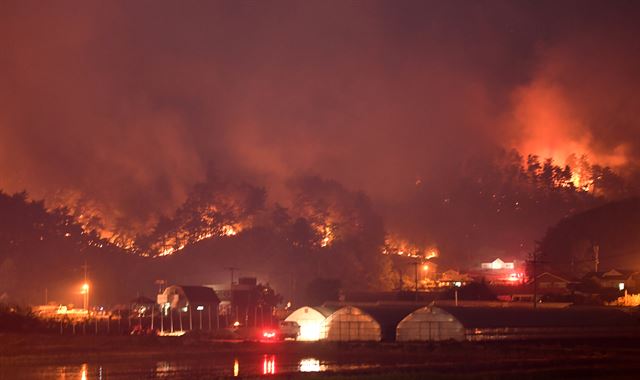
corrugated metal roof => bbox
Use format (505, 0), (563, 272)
(437, 306), (639, 328)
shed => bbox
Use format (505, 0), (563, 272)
(157, 285), (221, 332)
(160, 285), (220, 309)
(397, 306), (640, 342)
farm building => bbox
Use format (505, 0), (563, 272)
(157, 285), (220, 331)
(285, 305), (382, 341)
(396, 306), (640, 342)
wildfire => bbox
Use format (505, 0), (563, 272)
(317, 224), (334, 247)
(222, 224), (239, 236)
(157, 243), (186, 257)
(425, 248), (438, 260)
(154, 223), (245, 257)
(383, 235), (439, 259)
(567, 171), (593, 192)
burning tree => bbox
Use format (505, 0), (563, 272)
(135, 175), (266, 257)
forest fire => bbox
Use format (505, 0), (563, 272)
(317, 224), (334, 247)
(222, 224), (239, 236)
(568, 171), (594, 192)
(383, 235), (439, 260)
(4, 2), (640, 378)
(153, 222), (245, 257)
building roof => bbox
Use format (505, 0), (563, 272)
(436, 306), (639, 329)
(536, 272), (577, 283)
(585, 270), (637, 280)
(179, 285), (220, 305)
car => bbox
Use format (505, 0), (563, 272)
(278, 321), (300, 340)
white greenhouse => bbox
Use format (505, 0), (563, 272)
(323, 306), (381, 341)
(396, 306), (465, 341)
(284, 306), (336, 341)
(396, 306), (640, 342)
(285, 305), (382, 341)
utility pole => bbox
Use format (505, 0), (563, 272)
(82, 261), (89, 283)
(225, 267), (239, 285)
(155, 279), (166, 294)
(226, 267), (239, 326)
(593, 244), (600, 272)
(528, 246), (547, 310)
(154, 280), (165, 333)
(413, 260), (419, 302)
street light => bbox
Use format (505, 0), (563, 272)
(197, 305), (204, 329)
(454, 281), (461, 306)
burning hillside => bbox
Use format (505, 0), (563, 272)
(383, 235), (439, 260)
(43, 152), (633, 263)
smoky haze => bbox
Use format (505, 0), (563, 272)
(1, 1), (640, 264)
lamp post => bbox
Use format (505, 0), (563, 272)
(454, 281), (462, 306)
(197, 305), (204, 330)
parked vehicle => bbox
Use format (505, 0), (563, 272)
(278, 321), (300, 340)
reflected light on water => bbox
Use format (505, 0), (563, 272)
(299, 358), (326, 372)
(233, 359), (239, 377)
(80, 363), (87, 380)
(155, 361), (174, 378)
(262, 355), (276, 375)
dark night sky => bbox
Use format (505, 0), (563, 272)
(1, 0), (640, 245)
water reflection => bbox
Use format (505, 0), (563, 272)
(156, 361), (169, 377)
(299, 358), (326, 372)
(80, 363), (87, 380)
(48, 363), (90, 380)
(8, 352), (384, 379)
(233, 358), (239, 377)
(262, 355), (276, 375)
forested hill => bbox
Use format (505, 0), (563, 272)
(539, 197), (640, 275)
(0, 191), (149, 305)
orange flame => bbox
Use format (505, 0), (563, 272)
(317, 224), (334, 247)
(383, 235), (439, 259)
